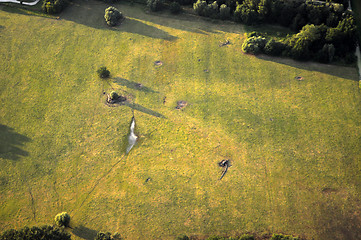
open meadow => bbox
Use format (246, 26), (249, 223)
(1, 1), (361, 239)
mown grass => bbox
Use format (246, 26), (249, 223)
(1, 1), (361, 240)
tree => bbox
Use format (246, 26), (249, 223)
(206, 1), (219, 18)
(147, 0), (165, 12)
(264, 39), (286, 56)
(219, 4), (230, 20)
(55, 212), (71, 228)
(170, 2), (182, 14)
(242, 36), (267, 55)
(104, 6), (124, 26)
(42, 0), (68, 14)
(97, 66), (110, 78)
(0, 225), (71, 240)
(193, 0), (207, 16)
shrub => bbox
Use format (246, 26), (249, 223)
(95, 232), (122, 240)
(0, 225), (71, 240)
(239, 234), (255, 240)
(242, 36), (267, 55)
(219, 4), (230, 20)
(97, 66), (110, 78)
(110, 91), (119, 100)
(193, 0), (207, 16)
(271, 234), (299, 240)
(205, 1), (219, 18)
(264, 39), (286, 56)
(170, 2), (182, 14)
(42, 0), (68, 14)
(54, 212), (70, 228)
(176, 234), (190, 240)
(147, 0), (165, 12)
(104, 6), (124, 26)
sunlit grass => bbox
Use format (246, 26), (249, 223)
(1, 1), (361, 239)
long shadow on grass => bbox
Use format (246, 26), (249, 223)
(113, 77), (158, 93)
(316, 200), (361, 239)
(72, 225), (98, 240)
(0, 124), (30, 160)
(256, 54), (358, 81)
(60, 1), (177, 41)
(123, 101), (165, 118)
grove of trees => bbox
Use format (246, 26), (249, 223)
(193, 0), (357, 63)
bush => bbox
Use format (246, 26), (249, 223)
(176, 234), (190, 240)
(239, 234), (255, 240)
(219, 4), (230, 20)
(205, 1), (219, 18)
(264, 39), (286, 56)
(147, 0), (165, 12)
(95, 231), (122, 240)
(193, 0), (207, 16)
(54, 212), (71, 228)
(104, 6), (124, 26)
(110, 91), (119, 100)
(170, 2), (182, 14)
(0, 225), (71, 240)
(242, 36), (267, 55)
(271, 234), (299, 240)
(42, 0), (68, 14)
(97, 66), (110, 78)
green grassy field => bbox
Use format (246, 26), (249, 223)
(1, 1), (361, 240)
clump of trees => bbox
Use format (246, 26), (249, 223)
(42, 0), (69, 14)
(242, 14), (357, 64)
(104, 6), (124, 26)
(192, 0), (357, 63)
(55, 212), (71, 228)
(0, 225), (71, 240)
(97, 66), (111, 78)
(147, 0), (165, 12)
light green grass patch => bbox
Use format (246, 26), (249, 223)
(1, 1), (361, 240)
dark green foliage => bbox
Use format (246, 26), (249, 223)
(316, 43), (335, 63)
(110, 91), (119, 100)
(0, 225), (71, 240)
(104, 6), (124, 26)
(42, 0), (68, 14)
(97, 0), (121, 3)
(242, 36), (267, 55)
(147, 0), (165, 12)
(176, 234), (190, 240)
(97, 66), (110, 78)
(219, 4), (230, 20)
(170, 2), (182, 14)
(270, 233), (299, 240)
(206, 1), (219, 19)
(264, 39), (286, 56)
(239, 234), (255, 240)
(234, 2), (259, 25)
(95, 232), (122, 240)
(54, 212), (71, 228)
(206, 236), (226, 240)
(193, 0), (207, 16)
(175, 0), (193, 6)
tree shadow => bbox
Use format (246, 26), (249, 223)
(123, 101), (165, 118)
(0, 124), (30, 160)
(113, 77), (158, 93)
(316, 200), (361, 240)
(256, 54), (358, 81)
(59, 0), (177, 41)
(72, 225), (98, 240)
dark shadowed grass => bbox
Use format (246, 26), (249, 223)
(0, 1), (361, 240)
